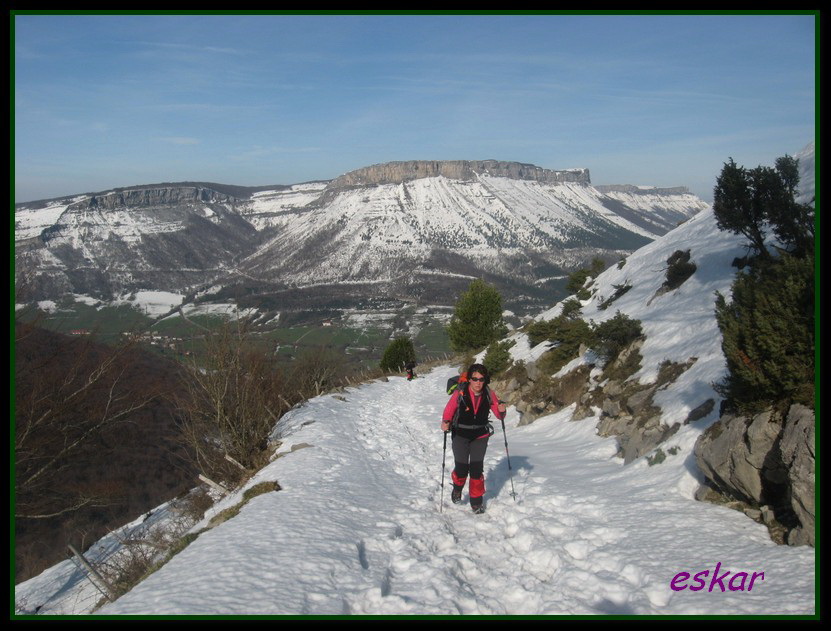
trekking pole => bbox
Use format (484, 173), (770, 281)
(440, 430), (449, 512)
(500, 416), (517, 502)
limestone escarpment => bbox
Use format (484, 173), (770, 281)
(77, 186), (238, 211)
(329, 160), (590, 189)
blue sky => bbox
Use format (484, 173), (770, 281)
(13, 12), (817, 203)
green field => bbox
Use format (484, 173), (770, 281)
(16, 301), (453, 372)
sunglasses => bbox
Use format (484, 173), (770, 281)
(469, 377), (486, 382)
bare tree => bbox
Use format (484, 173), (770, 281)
(15, 322), (159, 520)
(172, 319), (288, 483)
(288, 345), (347, 399)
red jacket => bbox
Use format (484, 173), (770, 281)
(442, 386), (505, 424)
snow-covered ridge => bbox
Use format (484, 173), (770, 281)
(240, 174), (706, 290)
(14, 161), (709, 308)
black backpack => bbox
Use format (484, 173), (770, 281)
(446, 373), (468, 395)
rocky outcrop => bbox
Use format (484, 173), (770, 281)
(77, 186), (238, 211)
(329, 160), (591, 189)
(779, 405), (815, 545)
(494, 342), (814, 548)
(694, 404), (815, 546)
(493, 341), (697, 463)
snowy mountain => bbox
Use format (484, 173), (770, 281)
(14, 161), (709, 315)
(13, 144), (815, 617)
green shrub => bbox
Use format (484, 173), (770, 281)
(663, 250), (697, 291)
(242, 480), (281, 502)
(601, 344), (643, 382)
(560, 298), (583, 320)
(566, 268), (591, 294)
(714, 251), (814, 412)
(538, 345), (580, 376)
(647, 449), (666, 466)
(529, 316), (594, 375)
(714, 155), (814, 259)
(379, 336), (416, 372)
(527, 315), (593, 348)
(592, 312), (644, 363)
(483, 340), (515, 376)
(566, 258), (607, 294)
(598, 282), (632, 310)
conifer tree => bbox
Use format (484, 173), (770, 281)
(446, 279), (508, 353)
(379, 336), (416, 373)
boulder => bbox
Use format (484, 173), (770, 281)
(694, 404), (815, 547)
(625, 386), (657, 415)
(694, 410), (779, 504)
(779, 404), (815, 545)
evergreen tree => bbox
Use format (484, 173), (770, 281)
(713, 155), (814, 258)
(446, 279), (508, 353)
(712, 152), (815, 412)
(713, 158), (769, 258)
(714, 252), (814, 412)
(379, 336), (416, 373)
(768, 156), (815, 255)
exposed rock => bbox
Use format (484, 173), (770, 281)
(625, 386), (657, 415)
(329, 160), (591, 189)
(80, 186), (237, 211)
(621, 415), (679, 465)
(601, 398), (621, 417)
(779, 404), (815, 545)
(603, 380), (624, 397)
(743, 508), (762, 521)
(694, 410), (777, 504)
(694, 404), (814, 547)
(594, 184), (692, 196)
(526, 361), (542, 383)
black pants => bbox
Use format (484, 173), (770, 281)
(451, 433), (489, 505)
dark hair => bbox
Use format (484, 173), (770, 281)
(467, 363), (490, 385)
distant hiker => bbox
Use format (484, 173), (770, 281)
(441, 363), (506, 514)
(405, 361), (416, 381)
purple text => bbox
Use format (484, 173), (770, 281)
(670, 563), (765, 592)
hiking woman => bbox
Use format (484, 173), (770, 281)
(441, 363), (506, 514)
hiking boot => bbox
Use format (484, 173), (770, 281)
(472, 504), (486, 514)
(451, 484), (463, 504)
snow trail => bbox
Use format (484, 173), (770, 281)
(91, 365), (814, 616)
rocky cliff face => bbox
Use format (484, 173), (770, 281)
(81, 186), (238, 211)
(329, 160), (591, 188)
